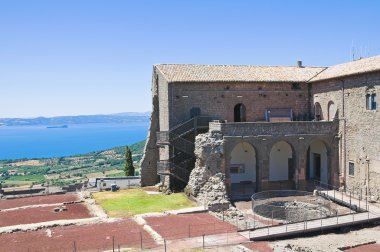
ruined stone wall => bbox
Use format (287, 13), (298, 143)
(312, 72), (380, 198)
(185, 132), (230, 211)
(140, 69), (161, 186)
(170, 82), (310, 126)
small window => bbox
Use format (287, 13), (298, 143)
(190, 107), (201, 118)
(349, 162), (355, 176)
(291, 83), (301, 90)
(103, 183), (107, 186)
(230, 164), (245, 174)
(366, 93), (376, 110)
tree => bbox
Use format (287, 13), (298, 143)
(124, 146), (135, 176)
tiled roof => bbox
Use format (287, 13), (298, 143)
(310, 55), (380, 82)
(155, 55), (380, 83)
(155, 64), (326, 83)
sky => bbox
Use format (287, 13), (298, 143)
(0, 0), (380, 118)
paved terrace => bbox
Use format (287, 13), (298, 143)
(241, 190), (380, 241)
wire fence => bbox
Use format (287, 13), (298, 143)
(22, 221), (242, 252)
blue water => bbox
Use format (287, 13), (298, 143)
(0, 122), (149, 160)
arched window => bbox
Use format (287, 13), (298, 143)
(234, 103), (246, 122)
(314, 102), (323, 121)
(327, 101), (336, 121)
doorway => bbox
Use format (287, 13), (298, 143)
(234, 103), (246, 122)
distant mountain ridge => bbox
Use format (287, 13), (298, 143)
(0, 112), (151, 126)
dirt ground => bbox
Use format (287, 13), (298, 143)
(144, 213), (237, 240)
(269, 225), (380, 252)
(0, 219), (155, 252)
(346, 243), (380, 252)
(0, 194), (79, 209)
(0, 203), (92, 227)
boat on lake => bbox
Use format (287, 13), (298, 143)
(46, 125), (68, 129)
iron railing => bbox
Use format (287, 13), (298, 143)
(157, 161), (191, 183)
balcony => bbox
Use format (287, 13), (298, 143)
(209, 121), (338, 137)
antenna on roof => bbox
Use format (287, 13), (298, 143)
(351, 40), (355, 61)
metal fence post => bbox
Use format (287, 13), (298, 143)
(112, 236), (115, 252)
(202, 234), (205, 248)
(73, 241), (77, 252)
(350, 192), (352, 209)
(286, 221), (288, 232)
(271, 210), (274, 226)
(164, 239), (167, 252)
(140, 232), (143, 250)
(368, 204), (370, 222)
(334, 189), (335, 202)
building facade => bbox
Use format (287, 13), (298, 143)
(140, 56), (380, 199)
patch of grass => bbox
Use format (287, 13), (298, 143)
(105, 171), (126, 177)
(2, 180), (33, 186)
(6, 174), (45, 181)
(93, 189), (196, 218)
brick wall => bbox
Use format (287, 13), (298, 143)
(170, 82), (310, 126)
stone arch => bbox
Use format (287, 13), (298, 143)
(314, 102), (323, 121)
(269, 141), (293, 181)
(327, 101), (336, 121)
(306, 140), (328, 184)
(234, 103), (246, 122)
(229, 142), (256, 184)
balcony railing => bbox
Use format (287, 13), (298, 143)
(209, 121), (338, 137)
(157, 161), (191, 182)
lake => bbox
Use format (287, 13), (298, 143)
(0, 122), (149, 160)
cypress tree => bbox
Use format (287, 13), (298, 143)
(124, 146), (135, 176)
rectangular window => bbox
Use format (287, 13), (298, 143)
(372, 94), (376, 110)
(366, 93), (377, 110)
(349, 162), (355, 176)
(366, 94), (372, 110)
(230, 164), (245, 174)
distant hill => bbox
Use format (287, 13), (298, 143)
(0, 112), (151, 126)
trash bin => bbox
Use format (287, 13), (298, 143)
(111, 184), (117, 192)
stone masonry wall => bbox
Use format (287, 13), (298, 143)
(140, 69), (160, 186)
(312, 71), (380, 198)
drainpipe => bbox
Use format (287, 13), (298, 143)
(366, 158), (370, 190)
(340, 79), (346, 188)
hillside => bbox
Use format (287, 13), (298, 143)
(0, 140), (146, 188)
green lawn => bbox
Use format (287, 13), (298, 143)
(93, 189), (196, 218)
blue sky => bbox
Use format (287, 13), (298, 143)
(1, 0), (379, 118)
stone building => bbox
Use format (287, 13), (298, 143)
(140, 55), (379, 200)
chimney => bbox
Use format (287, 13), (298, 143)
(297, 60), (303, 68)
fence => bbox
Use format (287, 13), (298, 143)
(22, 221), (243, 252)
(243, 181), (380, 240)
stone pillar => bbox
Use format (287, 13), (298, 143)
(260, 159), (269, 191)
(298, 158), (307, 190)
